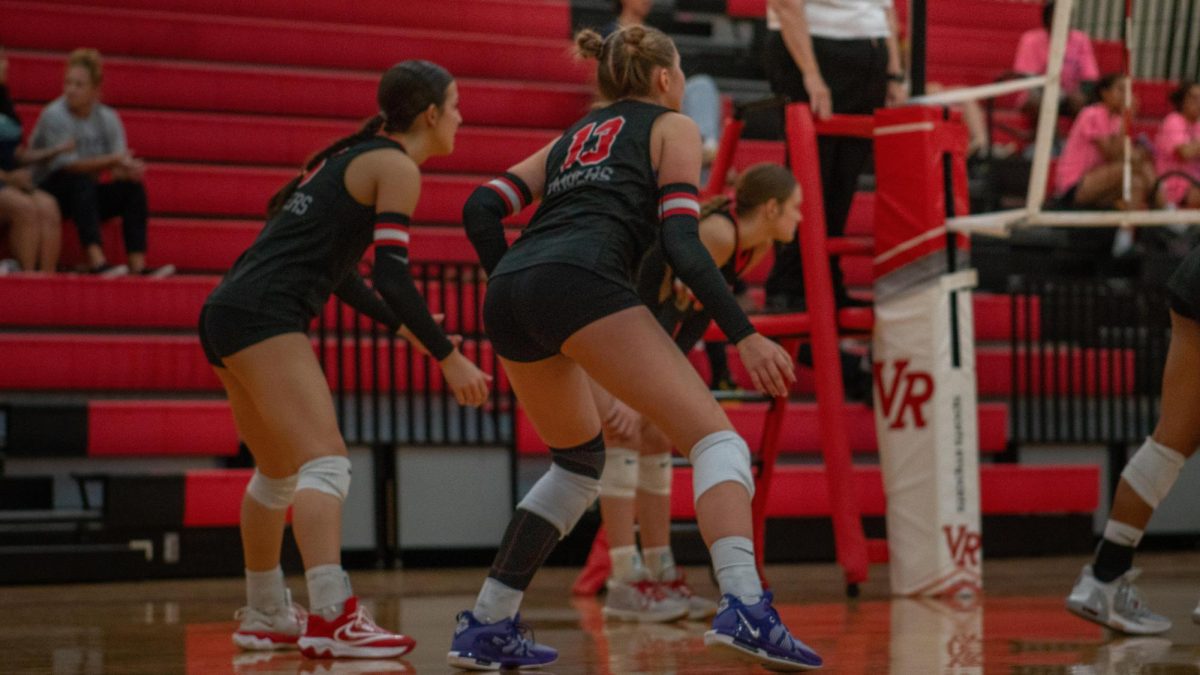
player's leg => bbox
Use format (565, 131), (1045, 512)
(1068, 308), (1200, 635)
(563, 306), (821, 670)
(449, 354), (597, 670)
(221, 331), (413, 658)
(592, 383), (689, 622)
(213, 366), (305, 651)
(635, 420), (719, 620)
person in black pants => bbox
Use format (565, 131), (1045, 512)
(762, 0), (905, 310)
(29, 49), (168, 276)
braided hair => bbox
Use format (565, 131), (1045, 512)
(266, 60), (453, 217)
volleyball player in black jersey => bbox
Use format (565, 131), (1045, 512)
(199, 61), (491, 660)
(593, 163), (801, 624)
(1066, 243), (1200, 634)
(455, 26), (822, 671)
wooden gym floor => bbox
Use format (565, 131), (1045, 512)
(4, 553), (1200, 674)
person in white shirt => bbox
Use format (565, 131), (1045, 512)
(762, 0), (905, 310)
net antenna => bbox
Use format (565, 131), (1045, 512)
(909, 0), (1200, 236)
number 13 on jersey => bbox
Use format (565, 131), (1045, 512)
(561, 117), (626, 171)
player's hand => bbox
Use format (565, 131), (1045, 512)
(602, 398), (640, 443)
(440, 350), (492, 407)
(735, 333), (796, 398)
(803, 71), (833, 120)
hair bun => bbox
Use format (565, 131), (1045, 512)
(574, 29), (605, 60)
(622, 25), (647, 50)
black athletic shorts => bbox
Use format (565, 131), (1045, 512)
(1168, 245), (1200, 322)
(483, 263), (643, 362)
(198, 303), (307, 367)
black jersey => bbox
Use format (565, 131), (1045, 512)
(206, 137), (403, 322)
(636, 209), (750, 350)
(490, 99), (673, 288)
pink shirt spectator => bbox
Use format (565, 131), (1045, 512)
(1013, 28), (1100, 104)
(1154, 111), (1200, 205)
(1055, 103), (1122, 195)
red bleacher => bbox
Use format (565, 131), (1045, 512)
(0, 0), (1100, 544)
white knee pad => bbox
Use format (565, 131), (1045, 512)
(518, 464), (600, 537)
(296, 455), (352, 502)
(599, 448), (639, 499)
(637, 453), (673, 496)
(246, 470), (298, 510)
(689, 431), (754, 503)
(1121, 437), (1187, 508)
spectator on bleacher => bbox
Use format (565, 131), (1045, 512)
(1055, 73), (1155, 211)
(1013, 1), (1099, 119)
(29, 49), (172, 277)
(600, 0), (723, 169)
(0, 45), (68, 274)
(762, 0), (905, 311)
(1154, 82), (1200, 209)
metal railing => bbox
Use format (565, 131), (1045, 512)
(1006, 271), (1170, 490)
(312, 261), (517, 566)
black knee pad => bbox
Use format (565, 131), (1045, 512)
(550, 432), (605, 479)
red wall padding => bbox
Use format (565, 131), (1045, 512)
(667, 464), (1098, 519)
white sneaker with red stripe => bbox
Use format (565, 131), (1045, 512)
(298, 596), (415, 659)
(233, 589), (307, 651)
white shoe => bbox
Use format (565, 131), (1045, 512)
(603, 577), (689, 623)
(1066, 565), (1171, 635)
(0, 258), (21, 275)
(233, 589), (308, 651)
(660, 572), (719, 620)
(1192, 597), (1200, 625)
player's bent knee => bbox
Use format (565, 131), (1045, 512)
(1122, 437), (1187, 509)
(246, 470), (298, 510)
(637, 453), (672, 496)
(295, 455), (352, 502)
(689, 430), (753, 503)
(600, 448), (639, 499)
(519, 433), (605, 535)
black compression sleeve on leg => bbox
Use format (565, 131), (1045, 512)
(487, 509), (562, 591)
(658, 184), (756, 344)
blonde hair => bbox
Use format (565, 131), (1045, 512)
(575, 26), (677, 102)
(66, 48), (103, 86)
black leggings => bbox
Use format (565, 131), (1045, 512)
(42, 171), (148, 253)
(483, 264), (643, 362)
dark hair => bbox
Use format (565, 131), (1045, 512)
(611, 0), (622, 12)
(266, 60), (453, 217)
(1169, 81), (1200, 111)
(1042, 1), (1055, 30)
(1093, 72), (1124, 103)
(700, 163), (798, 219)
(575, 25), (677, 102)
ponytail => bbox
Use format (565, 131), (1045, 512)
(266, 114), (385, 218)
(699, 194), (732, 219)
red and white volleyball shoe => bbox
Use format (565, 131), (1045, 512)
(298, 597), (415, 659)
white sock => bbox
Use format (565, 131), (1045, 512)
(642, 546), (677, 582)
(1104, 519), (1144, 547)
(245, 566), (287, 612)
(609, 545), (643, 582)
(305, 564), (352, 620)
(473, 577), (523, 624)
(710, 536), (762, 605)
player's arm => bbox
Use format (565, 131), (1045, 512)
(370, 152), (455, 361)
(332, 269), (401, 329)
(462, 140), (553, 274)
(654, 113), (755, 344)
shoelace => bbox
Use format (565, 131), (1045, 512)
(348, 605), (387, 634)
(634, 580), (669, 601)
(504, 620), (538, 656)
